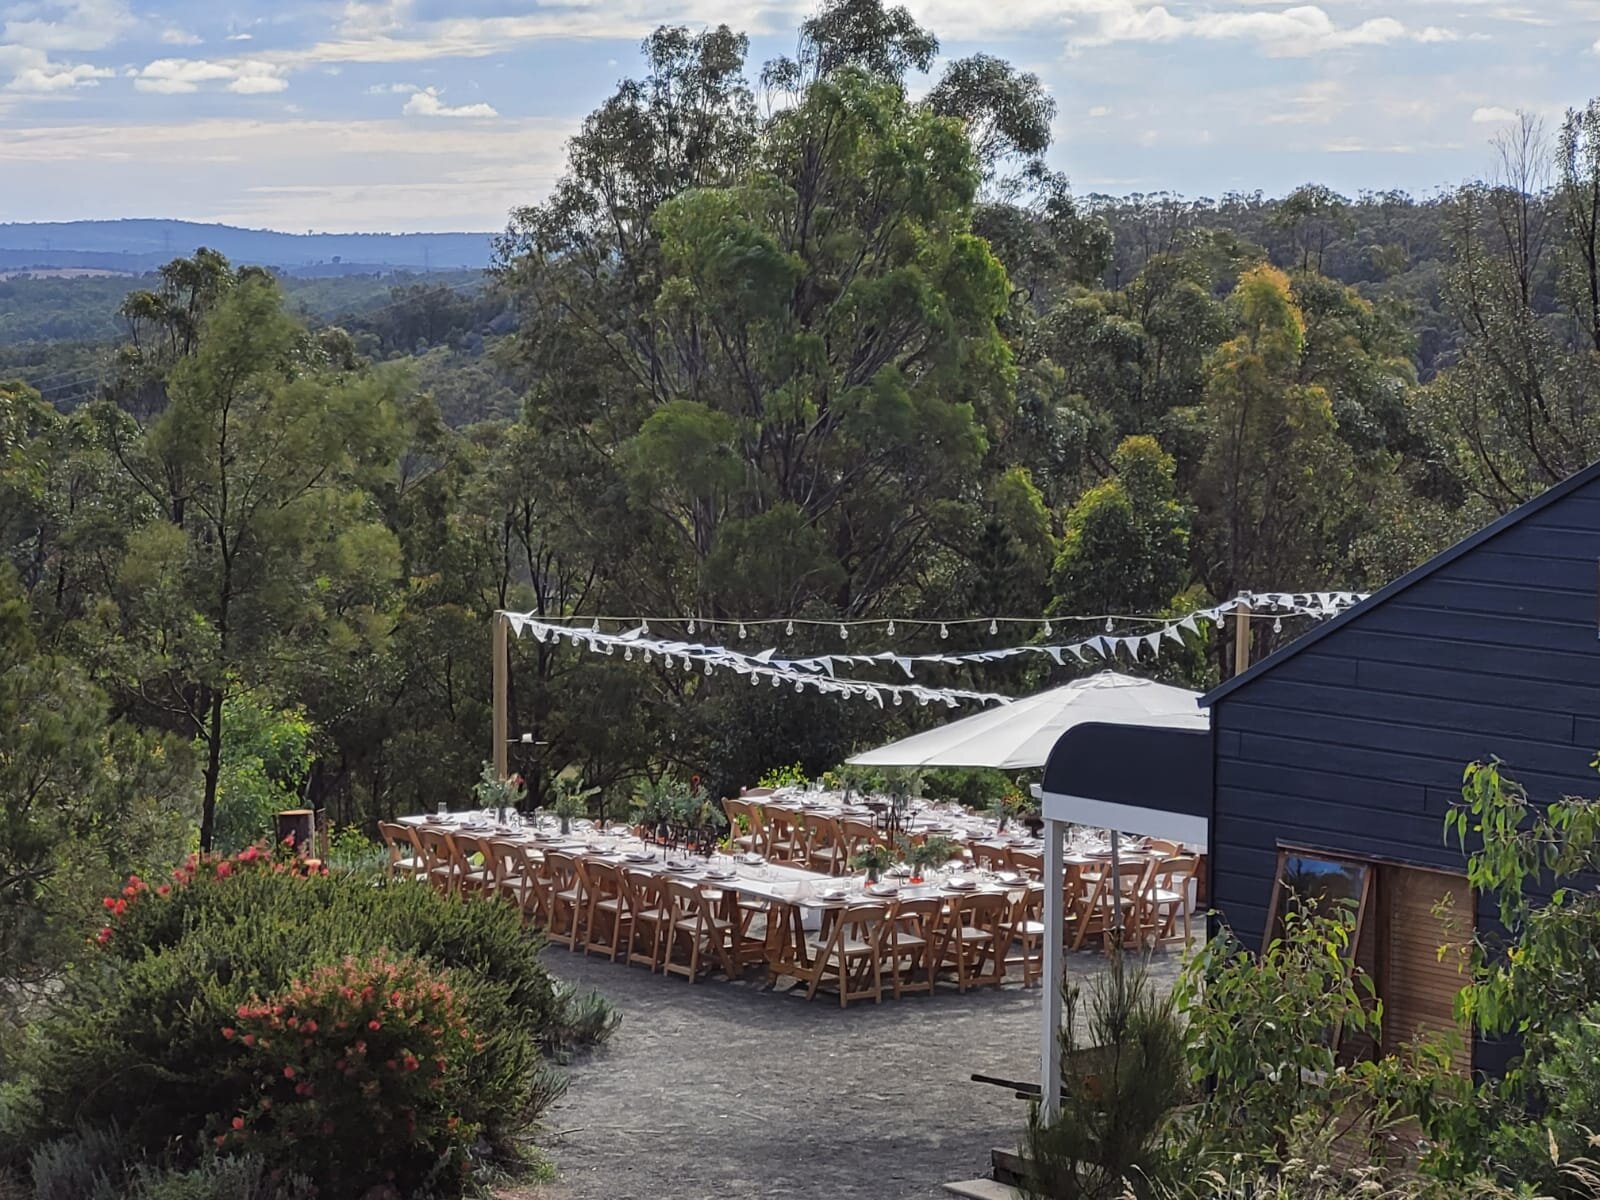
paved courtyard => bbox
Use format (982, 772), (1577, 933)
(529, 948), (1184, 1200)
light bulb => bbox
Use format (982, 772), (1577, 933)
(988, 618), (998, 636)
(1105, 616), (1115, 633)
(624, 647), (633, 661)
(839, 624), (848, 640)
(687, 619), (696, 635)
(893, 691), (903, 706)
(751, 673), (760, 686)
(643, 650), (653, 664)
(704, 662), (713, 676)
(1042, 620), (1052, 638)
(770, 676), (779, 688)
(1273, 616), (1283, 634)
(939, 623), (949, 639)
(886, 619), (896, 637)
(738, 623), (747, 639)
(590, 617), (600, 633)
(795, 679), (803, 693)
(785, 620), (794, 636)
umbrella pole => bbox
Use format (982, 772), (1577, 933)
(1108, 828), (1124, 962)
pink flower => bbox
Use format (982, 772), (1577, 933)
(95, 927), (112, 945)
(231, 1117), (245, 1130)
(282, 1065), (296, 1079)
(221, 1027), (236, 1040)
(215, 861), (233, 879)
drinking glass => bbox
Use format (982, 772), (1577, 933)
(435, 802), (448, 819)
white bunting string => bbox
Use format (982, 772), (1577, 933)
(505, 616), (1013, 709)
(501, 590), (1366, 699)
(515, 590), (1367, 643)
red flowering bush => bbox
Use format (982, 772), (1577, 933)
(92, 839), (325, 951)
(219, 953), (484, 1197)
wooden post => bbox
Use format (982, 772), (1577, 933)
(1232, 599), (1251, 678)
(492, 611), (509, 779)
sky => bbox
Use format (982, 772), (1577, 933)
(0, 0), (1597, 234)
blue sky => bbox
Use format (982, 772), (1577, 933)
(1, 0), (1596, 233)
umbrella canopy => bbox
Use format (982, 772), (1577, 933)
(846, 671), (1207, 771)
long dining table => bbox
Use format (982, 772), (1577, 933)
(397, 810), (1036, 982)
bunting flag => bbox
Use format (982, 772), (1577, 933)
(502, 588), (1368, 704)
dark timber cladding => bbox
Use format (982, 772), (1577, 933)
(1201, 460), (1600, 953)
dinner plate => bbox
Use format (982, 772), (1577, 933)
(945, 877), (979, 891)
(739, 853), (766, 865)
(816, 888), (848, 901)
(665, 861), (698, 872)
(866, 883), (899, 897)
(623, 852), (656, 863)
(703, 869), (737, 881)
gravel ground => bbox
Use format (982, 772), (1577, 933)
(527, 945), (1184, 1200)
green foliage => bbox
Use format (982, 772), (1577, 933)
(221, 953), (481, 1197)
(921, 767), (1015, 810)
(2, 849), (609, 1192)
(757, 762), (808, 790)
(210, 694), (313, 855)
(471, 761), (526, 814)
(1022, 965), (1188, 1200)
(1174, 901), (1382, 1157)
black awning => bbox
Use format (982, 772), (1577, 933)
(1041, 723), (1212, 843)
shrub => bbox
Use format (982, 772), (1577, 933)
(5, 843), (596, 1196)
(219, 953), (481, 1197)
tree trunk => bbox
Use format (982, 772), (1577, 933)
(199, 687), (225, 852)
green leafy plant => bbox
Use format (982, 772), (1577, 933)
(549, 775), (600, 832)
(899, 835), (961, 881)
(757, 762), (808, 790)
(471, 760), (526, 816)
(851, 843), (895, 882)
(220, 952), (481, 1197)
(1022, 963), (1188, 1200)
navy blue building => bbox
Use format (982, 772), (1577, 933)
(1192, 462), (1600, 1070)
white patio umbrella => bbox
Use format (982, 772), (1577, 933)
(846, 670), (1205, 770)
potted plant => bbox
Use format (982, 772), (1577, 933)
(900, 835), (960, 885)
(550, 775), (599, 835)
(989, 787), (1030, 834)
(630, 777), (676, 843)
(852, 843), (895, 884)
(472, 761), (526, 825)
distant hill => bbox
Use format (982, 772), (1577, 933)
(0, 220), (495, 276)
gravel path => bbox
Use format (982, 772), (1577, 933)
(529, 946), (1183, 1200)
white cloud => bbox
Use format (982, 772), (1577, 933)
(366, 81), (420, 94)
(160, 28), (201, 46)
(1068, 2), (1458, 58)
(1087, 105), (1112, 118)
(134, 57), (288, 95)
(1472, 105), (1518, 123)
(225, 32), (253, 42)
(401, 85), (495, 118)
(0, 43), (111, 92)
(2, 0), (134, 51)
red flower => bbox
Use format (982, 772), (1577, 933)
(282, 1065), (296, 1079)
(102, 896), (118, 911)
(240, 845), (260, 862)
(368, 1019), (381, 1031)
(231, 1117), (245, 1131)
(214, 1135), (228, 1148)
(303, 1019), (317, 1034)
(156, 884), (170, 896)
(221, 1027), (236, 1040)
(95, 927), (112, 945)
(215, 861), (233, 879)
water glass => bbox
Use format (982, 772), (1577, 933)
(436, 802), (448, 819)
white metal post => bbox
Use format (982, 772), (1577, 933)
(1041, 816), (1064, 1115)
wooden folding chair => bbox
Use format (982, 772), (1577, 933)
(582, 858), (632, 961)
(620, 868), (668, 971)
(794, 902), (890, 1006)
(1003, 883), (1047, 987)
(414, 827), (462, 896)
(485, 838), (537, 919)
(885, 896), (944, 999)
(1009, 848), (1043, 879)
(942, 892), (1009, 992)
(542, 851), (587, 951)
(377, 822), (425, 881)
(837, 818), (877, 874)
(447, 832), (496, 897)
(661, 879), (736, 982)
(1147, 854), (1199, 947)
(1071, 859), (1153, 952)
(761, 805), (805, 863)
(802, 814), (847, 875)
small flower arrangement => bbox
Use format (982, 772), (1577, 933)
(471, 761), (525, 819)
(851, 843), (896, 883)
(549, 775), (600, 834)
(899, 835), (962, 884)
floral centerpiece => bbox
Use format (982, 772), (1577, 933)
(900, 835), (962, 885)
(549, 775), (600, 835)
(851, 843), (896, 884)
(471, 761), (526, 824)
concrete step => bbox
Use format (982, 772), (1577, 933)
(941, 1180), (1023, 1200)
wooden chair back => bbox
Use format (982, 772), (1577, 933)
(622, 868), (668, 970)
(485, 838), (533, 913)
(377, 822), (422, 879)
(414, 827), (460, 894)
(762, 805), (803, 862)
(837, 818), (877, 868)
(1009, 848), (1043, 878)
(801, 813), (844, 873)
